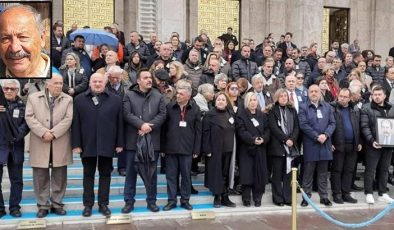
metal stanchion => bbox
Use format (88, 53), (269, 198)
(291, 167), (298, 230)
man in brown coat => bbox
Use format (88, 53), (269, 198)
(25, 73), (73, 218)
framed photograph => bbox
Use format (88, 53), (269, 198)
(0, 1), (52, 79)
(376, 117), (394, 147)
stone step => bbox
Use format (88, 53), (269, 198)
(2, 173), (206, 188)
(1, 181), (207, 200)
(5, 191), (215, 212)
(0, 190), (390, 228)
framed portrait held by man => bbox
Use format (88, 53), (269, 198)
(376, 117), (394, 147)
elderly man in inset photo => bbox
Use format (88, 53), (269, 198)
(378, 119), (394, 146)
(0, 4), (50, 78)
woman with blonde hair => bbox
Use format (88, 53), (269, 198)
(169, 61), (188, 85)
(170, 35), (183, 61)
(59, 52), (88, 97)
(236, 92), (270, 207)
(267, 88), (299, 206)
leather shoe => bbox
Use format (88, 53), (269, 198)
(221, 195), (236, 207)
(147, 203), (160, 212)
(98, 205), (111, 216)
(180, 202), (193, 210)
(342, 194), (358, 203)
(50, 207), (66, 215)
(320, 198), (332, 206)
(284, 202), (292, 206)
(163, 201), (177, 211)
(254, 200), (261, 207)
(351, 184), (363, 191)
(0, 210), (6, 218)
(242, 200), (251, 207)
(82, 206), (92, 217)
(10, 209), (21, 218)
(333, 195), (344, 204)
(36, 209), (48, 218)
(121, 203), (134, 214)
(191, 186), (199, 194)
(213, 195), (221, 208)
(300, 199), (308, 207)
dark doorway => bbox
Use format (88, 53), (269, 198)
(327, 7), (350, 46)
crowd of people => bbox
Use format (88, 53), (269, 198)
(2, 3), (394, 220)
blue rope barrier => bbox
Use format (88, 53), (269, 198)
(300, 189), (394, 228)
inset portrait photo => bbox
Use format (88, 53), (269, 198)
(0, 1), (51, 79)
(376, 117), (394, 147)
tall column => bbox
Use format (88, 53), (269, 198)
(157, 0), (187, 42)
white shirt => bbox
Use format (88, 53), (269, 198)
(287, 89), (299, 113)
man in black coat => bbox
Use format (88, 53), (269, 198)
(379, 66), (394, 100)
(361, 85), (394, 204)
(218, 27), (238, 47)
(0, 80), (29, 218)
(72, 73), (124, 217)
(52, 24), (70, 68)
(330, 88), (361, 204)
(277, 32), (297, 61)
(161, 80), (201, 211)
(105, 66), (131, 176)
(122, 69), (167, 213)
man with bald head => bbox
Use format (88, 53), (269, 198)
(0, 4), (50, 78)
(72, 73), (124, 217)
(25, 73), (73, 218)
(298, 84), (336, 207)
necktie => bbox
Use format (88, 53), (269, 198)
(69, 71), (74, 88)
(384, 136), (389, 145)
(290, 91), (294, 103)
(258, 93), (265, 110)
(391, 82), (394, 89)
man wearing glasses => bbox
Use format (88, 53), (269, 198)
(0, 80), (29, 218)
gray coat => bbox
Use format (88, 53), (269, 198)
(231, 59), (259, 82)
(123, 84), (167, 151)
(184, 60), (203, 91)
(124, 42), (151, 63)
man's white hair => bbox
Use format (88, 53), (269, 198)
(1, 4), (44, 33)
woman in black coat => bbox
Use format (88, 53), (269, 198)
(60, 52), (88, 97)
(202, 92), (236, 208)
(267, 88), (299, 206)
(236, 92), (270, 207)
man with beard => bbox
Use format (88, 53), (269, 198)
(361, 85), (394, 204)
(199, 58), (220, 86)
(122, 69), (166, 213)
(0, 4), (50, 78)
(232, 45), (259, 82)
(299, 85), (336, 207)
(62, 35), (92, 78)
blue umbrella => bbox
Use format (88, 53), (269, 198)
(70, 29), (118, 48)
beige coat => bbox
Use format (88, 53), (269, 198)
(25, 91), (73, 168)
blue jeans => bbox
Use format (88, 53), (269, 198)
(123, 150), (159, 205)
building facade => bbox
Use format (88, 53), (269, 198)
(53, 0), (394, 58)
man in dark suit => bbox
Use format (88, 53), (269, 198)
(72, 73), (124, 217)
(381, 67), (394, 100)
(277, 32), (297, 61)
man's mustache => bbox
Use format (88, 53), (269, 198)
(6, 50), (31, 59)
